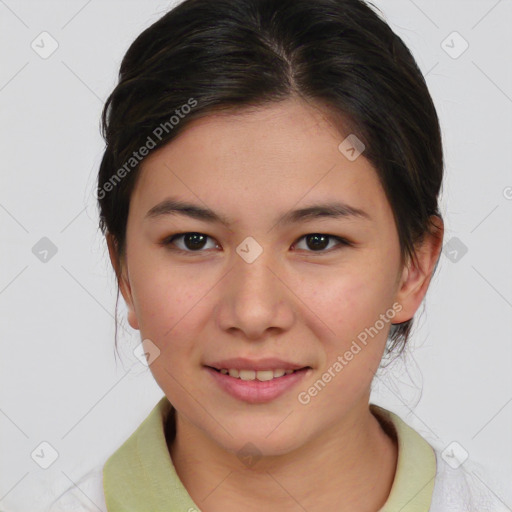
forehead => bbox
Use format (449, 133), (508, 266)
(129, 98), (391, 227)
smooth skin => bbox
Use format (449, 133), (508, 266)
(108, 96), (444, 511)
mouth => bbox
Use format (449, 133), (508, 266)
(204, 365), (312, 403)
(205, 366), (312, 382)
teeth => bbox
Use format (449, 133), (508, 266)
(254, 370), (275, 381)
(239, 370), (256, 380)
(218, 368), (301, 381)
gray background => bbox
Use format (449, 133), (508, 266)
(1, 0), (511, 510)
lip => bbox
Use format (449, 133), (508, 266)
(205, 366), (312, 403)
(205, 357), (310, 371)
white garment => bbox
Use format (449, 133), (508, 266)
(47, 449), (510, 512)
(429, 450), (510, 512)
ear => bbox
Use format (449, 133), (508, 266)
(392, 216), (444, 324)
(106, 233), (139, 330)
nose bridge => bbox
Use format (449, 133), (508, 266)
(232, 244), (281, 308)
(216, 243), (294, 337)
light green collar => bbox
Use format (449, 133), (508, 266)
(103, 397), (198, 511)
(103, 397), (436, 511)
(370, 404), (436, 511)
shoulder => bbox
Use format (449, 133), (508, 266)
(372, 404), (510, 511)
(47, 397), (172, 512)
(46, 465), (106, 512)
(430, 447), (510, 512)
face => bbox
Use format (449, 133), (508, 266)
(112, 97), (437, 458)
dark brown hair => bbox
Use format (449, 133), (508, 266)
(97, 0), (444, 360)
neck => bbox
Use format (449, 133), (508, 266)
(167, 402), (398, 512)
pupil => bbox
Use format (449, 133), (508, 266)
(185, 232), (206, 250)
(307, 234), (328, 250)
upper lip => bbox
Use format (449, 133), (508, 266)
(205, 357), (311, 371)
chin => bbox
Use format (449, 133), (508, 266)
(215, 424), (306, 459)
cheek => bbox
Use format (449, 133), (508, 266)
(128, 249), (213, 344)
(297, 259), (397, 386)
(303, 266), (393, 339)
(296, 274), (392, 413)
(128, 261), (212, 396)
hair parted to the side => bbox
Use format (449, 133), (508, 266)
(97, 0), (444, 362)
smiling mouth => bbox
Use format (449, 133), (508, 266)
(206, 366), (311, 381)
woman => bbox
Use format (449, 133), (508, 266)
(49, 0), (507, 510)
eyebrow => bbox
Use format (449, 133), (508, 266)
(144, 197), (372, 226)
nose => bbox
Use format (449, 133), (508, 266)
(215, 249), (295, 340)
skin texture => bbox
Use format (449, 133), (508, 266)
(108, 97), (444, 511)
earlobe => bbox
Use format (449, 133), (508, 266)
(119, 271), (139, 331)
(106, 234), (140, 331)
(126, 302), (139, 330)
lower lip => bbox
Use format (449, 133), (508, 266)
(205, 366), (311, 403)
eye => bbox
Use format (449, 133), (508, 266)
(293, 233), (350, 253)
(162, 232), (219, 253)
(161, 232), (351, 255)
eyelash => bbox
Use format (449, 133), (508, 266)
(160, 232), (352, 255)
